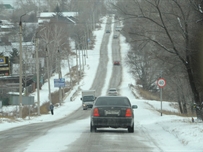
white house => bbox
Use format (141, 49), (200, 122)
(37, 12), (78, 26)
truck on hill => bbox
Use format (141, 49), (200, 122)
(80, 90), (96, 110)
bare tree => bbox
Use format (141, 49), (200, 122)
(126, 41), (159, 91)
(114, 0), (202, 118)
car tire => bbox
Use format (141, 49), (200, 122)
(128, 124), (134, 133)
(90, 122), (97, 132)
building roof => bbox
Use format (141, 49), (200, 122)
(0, 45), (13, 56)
(38, 12), (78, 25)
(0, 19), (13, 24)
(0, 4), (14, 9)
(39, 12), (78, 18)
(0, 25), (14, 29)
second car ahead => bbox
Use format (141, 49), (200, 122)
(108, 88), (118, 96)
(113, 61), (120, 66)
(90, 96), (138, 133)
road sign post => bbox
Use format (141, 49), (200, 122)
(157, 78), (166, 88)
(54, 78), (65, 105)
(54, 78), (65, 88)
(157, 78), (166, 116)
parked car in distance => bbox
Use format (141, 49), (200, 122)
(115, 26), (122, 31)
(108, 88), (118, 96)
(90, 96), (138, 133)
(113, 34), (119, 39)
(113, 61), (120, 65)
(106, 29), (110, 33)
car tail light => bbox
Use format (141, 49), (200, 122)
(125, 108), (132, 117)
(93, 108), (100, 117)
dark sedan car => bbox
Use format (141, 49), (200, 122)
(90, 96), (138, 133)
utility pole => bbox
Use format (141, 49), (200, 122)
(76, 42), (81, 80)
(82, 35), (86, 66)
(35, 36), (40, 115)
(83, 45), (86, 66)
(67, 54), (72, 87)
(34, 26), (47, 115)
(160, 83), (163, 116)
(19, 13), (26, 118)
(39, 26), (54, 106)
(84, 32), (88, 58)
(58, 47), (62, 105)
(157, 71), (166, 116)
(46, 46), (52, 105)
(75, 43), (79, 84)
(78, 43), (81, 76)
(160, 71), (163, 116)
(81, 46), (84, 71)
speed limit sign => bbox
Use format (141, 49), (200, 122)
(157, 78), (166, 88)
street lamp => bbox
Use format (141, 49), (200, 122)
(19, 13), (26, 118)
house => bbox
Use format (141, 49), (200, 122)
(37, 12), (78, 26)
(0, 4), (14, 10)
(0, 20), (15, 34)
(0, 4), (14, 16)
(0, 45), (12, 55)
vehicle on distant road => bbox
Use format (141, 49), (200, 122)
(115, 26), (122, 31)
(106, 29), (110, 33)
(80, 90), (96, 110)
(113, 61), (120, 65)
(113, 34), (119, 39)
(108, 88), (118, 96)
(90, 96), (138, 133)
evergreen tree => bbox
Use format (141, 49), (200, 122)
(10, 48), (19, 64)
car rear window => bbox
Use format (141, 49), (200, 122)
(95, 97), (131, 106)
(109, 88), (116, 91)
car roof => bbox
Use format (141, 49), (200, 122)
(94, 96), (131, 106)
(109, 88), (117, 90)
(97, 95), (127, 98)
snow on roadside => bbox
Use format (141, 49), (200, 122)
(119, 33), (203, 151)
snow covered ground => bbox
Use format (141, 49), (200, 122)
(0, 16), (203, 151)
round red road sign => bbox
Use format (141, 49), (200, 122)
(157, 78), (166, 88)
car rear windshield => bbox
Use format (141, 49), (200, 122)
(95, 97), (131, 106)
(109, 88), (116, 91)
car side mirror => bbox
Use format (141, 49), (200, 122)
(132, 105), (138, 109)
(80, 97), (82, 100)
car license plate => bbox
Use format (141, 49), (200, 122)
(105, 110), (120, 116)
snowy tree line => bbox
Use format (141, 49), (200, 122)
(0, 0), (107, 104)
(112, 0), (203, 119)
(1, 0), (203, 120)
